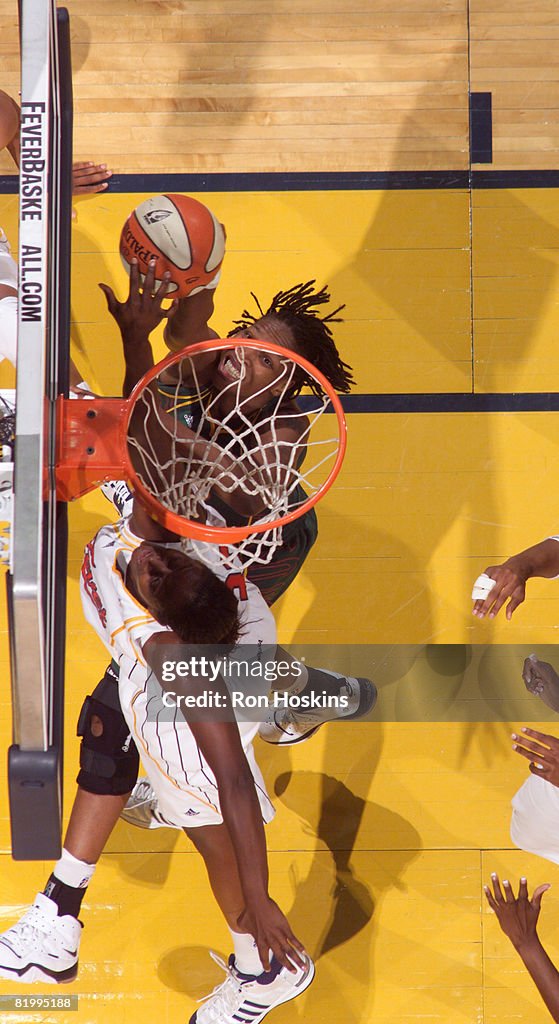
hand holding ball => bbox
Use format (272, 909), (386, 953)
(120, 193), (225, 298)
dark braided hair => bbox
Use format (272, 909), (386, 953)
(229, 280), (354, 397)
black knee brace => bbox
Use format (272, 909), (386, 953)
(76, 662), (140, 795)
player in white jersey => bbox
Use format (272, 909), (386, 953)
(80, 504), (277, 830)
(0, 496), (315, 1024)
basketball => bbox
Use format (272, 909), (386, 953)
(119, 193), (225, 298)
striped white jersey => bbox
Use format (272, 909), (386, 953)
(79, 515), (276, 827)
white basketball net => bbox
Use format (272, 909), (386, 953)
(126, 345), (341, 569)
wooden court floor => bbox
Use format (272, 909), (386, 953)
(2, 3), (559, 1023)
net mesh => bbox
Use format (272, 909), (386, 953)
(126, 344), (342, 568)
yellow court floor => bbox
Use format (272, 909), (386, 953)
(2, 181), (559, 1024)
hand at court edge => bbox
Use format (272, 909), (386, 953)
(238, 897), (306, 974)
(522, 655), (559, 701)
(511, 727), (559, 788)
(99, 258), (177, 339)
(72, 161), (112, 195)
(484, 875), (550, 951)
(472, 561), (526, 620)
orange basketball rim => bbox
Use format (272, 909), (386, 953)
(56, 338), (347, 546)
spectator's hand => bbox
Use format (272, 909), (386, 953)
(522, 655), (559, 699)
(472, 559), (527, 619)
(484, 874), (550, 951)
(99, 259), (177, 341)
(72, 161), (112, 195)
(512, 728), (559, 787)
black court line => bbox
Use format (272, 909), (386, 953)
(299, 393), (559, 415)
(3, 169), (559, 194)
(469, 92), (493, 164)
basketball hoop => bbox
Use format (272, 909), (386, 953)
(56, 338), (346, 568)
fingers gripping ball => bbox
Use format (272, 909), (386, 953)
(119, 193), (225, 298)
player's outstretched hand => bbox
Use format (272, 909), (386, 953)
(484, 874), (550, 950)
(511, 727), (559, 787)
(472, 559), (527, 620)
(72, 161), (112, 195)
(99, 258), (177, 341)
(238, 897), (306, 974)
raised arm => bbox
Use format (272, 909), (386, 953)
(473, 538), (559, 620)
(99, 259), (174, 397)
(100, 260), (220, 396)
(485, 875), (559, 1023)
(162, 287), (219, 353)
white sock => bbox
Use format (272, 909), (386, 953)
(52, 848), (96, 889)
(229, 929), (267, 976)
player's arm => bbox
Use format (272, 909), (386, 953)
(0, 283), (17, 302)
(485, 875), (559, 1022)
(101, 260), (219, 396)
(473, 538), (559, 620)
(162, 287), (219, 353)
(99, 259), (175, 397)
(144, 633), (305, 972)
(157, 287), (222, 388)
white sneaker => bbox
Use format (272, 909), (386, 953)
(0, 893), (81, 984)
(100, 479), (134, 518)
(190, 950), (314, 1024)
(258, 674), (377, 745)
(120, 778), (178, 830)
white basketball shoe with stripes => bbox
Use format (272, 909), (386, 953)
(0, 893), (81, 984)
(190, 950), (314, 1024)
(258, 673), (377, 746)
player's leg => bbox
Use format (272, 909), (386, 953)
(185, 822), (314, 1024)
(0, 665), (138, 984)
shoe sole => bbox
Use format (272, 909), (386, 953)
(261, 719), (323, 746)
(0, 961), (78, 984)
